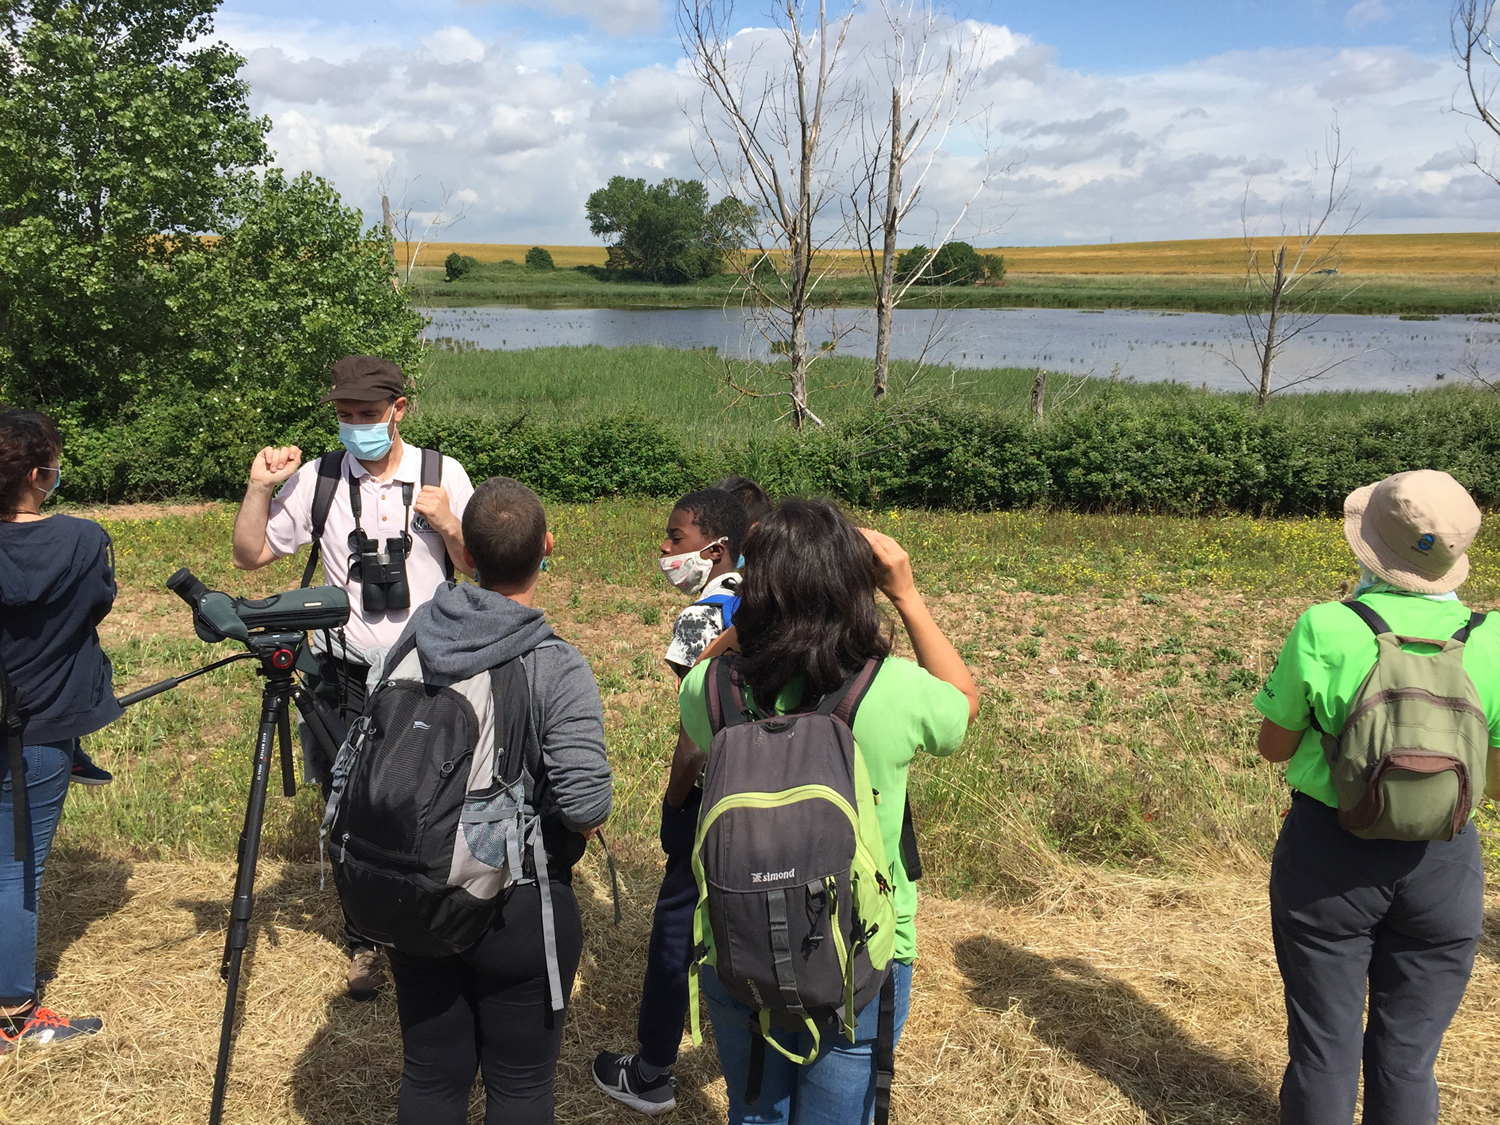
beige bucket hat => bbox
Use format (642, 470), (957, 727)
(1343, 470), (1481, 595)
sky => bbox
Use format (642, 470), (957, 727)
(213, 0), (1500, 246)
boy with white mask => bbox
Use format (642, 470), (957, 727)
(593, 487), (749, 1115)
(230, 354), (475, 1001)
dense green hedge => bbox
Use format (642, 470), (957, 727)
(59, 388), (1500, 515)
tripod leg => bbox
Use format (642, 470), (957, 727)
(278, 701), (296, 798)
(209, 682), (286, 1125)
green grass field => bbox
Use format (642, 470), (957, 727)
(414, 343), (1455, 443)
(408, 261), (1499, 316)
(60, 501), (1500, 881)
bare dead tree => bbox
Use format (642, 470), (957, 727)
(1453, 1), (1500, 183)
(377, 172), (472, 289)
(848, 0), (997, 399)
(1222, 124), (1363, 407)
(681, 0), (861, 428)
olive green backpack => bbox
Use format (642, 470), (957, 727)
(1322, 600), (1490, 841)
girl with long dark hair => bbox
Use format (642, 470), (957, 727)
(678, 498), (978, 1125)
(0, 408), (117, 1050)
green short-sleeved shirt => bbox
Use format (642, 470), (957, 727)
(1253, 590), (1500, 807)
(680, 657), (970, 963)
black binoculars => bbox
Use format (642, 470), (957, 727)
(348, 529), (411, 613)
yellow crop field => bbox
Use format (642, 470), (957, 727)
(404, 232), (1500, 277)
(397, 242), (608, 269)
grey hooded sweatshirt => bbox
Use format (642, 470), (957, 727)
(392, 582), (612, 849)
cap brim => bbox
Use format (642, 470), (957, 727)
(320, 387), (399, 403)
(1343, 484), (1470, 595)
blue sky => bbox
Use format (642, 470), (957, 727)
(213, 1), (1498, 244)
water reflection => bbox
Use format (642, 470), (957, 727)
(421, 305), (1500, 395)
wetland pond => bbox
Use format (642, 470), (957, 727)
(422, 306), (1500, 394)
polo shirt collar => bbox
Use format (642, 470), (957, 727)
(344, 438), (420, 484)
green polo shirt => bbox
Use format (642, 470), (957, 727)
(1254, 589), (1500, 807)
(680, 656), (970, 963)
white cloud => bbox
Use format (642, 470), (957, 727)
(1345, 1), (1389, 31)
(422, 27), (487, 65)
(228, 15), (1497, 245)
(484, 0), (663, 36)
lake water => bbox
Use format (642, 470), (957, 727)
(421, 306), (1500, 395)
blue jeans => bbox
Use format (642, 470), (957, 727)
(701, 960), (913, 1125)
(0, 740), (74, 1006)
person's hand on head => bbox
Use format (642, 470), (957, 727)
(414, 484), (460, 536)
(859, 527), (917, 603)
(250, 446), (302, 488)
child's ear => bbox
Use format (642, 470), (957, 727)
(544, 531), (555, 557)
(460, 544), (477, 576)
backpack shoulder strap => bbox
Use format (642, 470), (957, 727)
(487, 657), (533, 789)
(692, 591), (739, 630)
(300, 452), (346, 588)
(706, 656), (752, 734)
(1453, 611), (1488, 644)
(419, 448), (455, 582)
(1342, 599), (1393, 638)
(817, 657), (883, 728)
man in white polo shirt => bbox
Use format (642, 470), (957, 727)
(231, 354), (475, 999)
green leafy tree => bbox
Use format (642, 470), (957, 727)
(895, 241), (984, 287)
(524, 245), (555, 271)
(0, 0), (271, 420)
(70, 171), (426, 500)
(585, 176), (747, 282)
(445, 251), (479, 281)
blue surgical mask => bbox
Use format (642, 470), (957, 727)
(338, 411), (395, 461)
(35, 465), (61, 500)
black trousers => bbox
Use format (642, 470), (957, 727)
(305, 651), (372, 954)
(388, 881), (584, 1125)
(1270, 793), (1485, 1125)
(636, 788), (702, 1069)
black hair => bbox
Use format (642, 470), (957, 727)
(0, 408), (62, 521)
(463, 476), (548, 588)
(734, 498), (891, 708)
(713, 476), (771, 524)
(673, 488), (750, 560)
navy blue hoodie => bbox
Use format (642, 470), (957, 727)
(0, 514), (122, 743)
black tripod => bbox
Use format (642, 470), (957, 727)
(118, 629), (343, 1125)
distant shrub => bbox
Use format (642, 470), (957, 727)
(445, 252), (480, 281)
(980, 253), (1006, 282)
(56, 386), (1500, 512)
(894, 242), (984, 286)
(525, 246), (556, 271)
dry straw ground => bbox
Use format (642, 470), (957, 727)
(4, 503), (1499, 1124)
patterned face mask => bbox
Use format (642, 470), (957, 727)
(658, 537), (728, 597)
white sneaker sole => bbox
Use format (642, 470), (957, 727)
(592, 1070), (678, 1116)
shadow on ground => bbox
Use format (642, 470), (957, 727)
(955, 935), (1280, 1125)
(38, 852), (134, 992)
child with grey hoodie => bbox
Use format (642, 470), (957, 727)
(384, 476), (612, 1125)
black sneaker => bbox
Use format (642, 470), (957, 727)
(592, 1052), (677, 1116)
(70, 749), (112, 786)
(0, 1006), (103, 1052)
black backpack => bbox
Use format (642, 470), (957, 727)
(300, 447), (452, 588)
(1, 667), (26, 857)
(323, 635), (568, 1010)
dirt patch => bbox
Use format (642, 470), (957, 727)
(69, 501), (223, 522)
